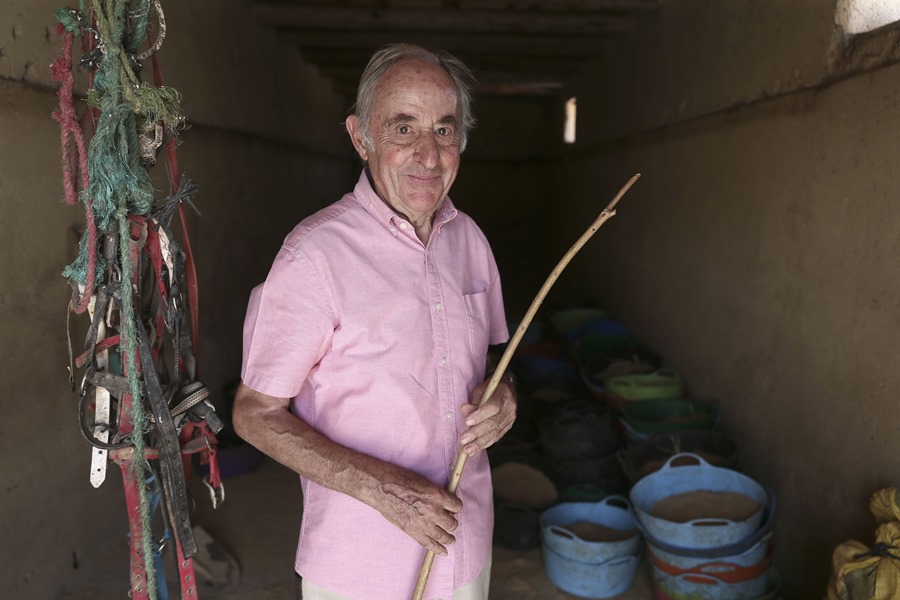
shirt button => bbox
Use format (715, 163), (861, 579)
(389, 227), (397, 235)
(444, 411), (452, 421)
(434, 302), (442, 311)
(439, 357), (448, 366)
(399, 222), (408, 229)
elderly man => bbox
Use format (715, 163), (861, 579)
(232, 44), (516, 600)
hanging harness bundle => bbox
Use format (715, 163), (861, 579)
(51, 2), (222, 599)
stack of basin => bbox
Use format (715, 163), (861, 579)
(629, 454), (777, 600)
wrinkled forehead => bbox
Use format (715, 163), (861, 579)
(371, 58), (460, 121)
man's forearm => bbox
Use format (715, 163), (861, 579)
(231, 382), (463, 554)
(231, 383), (386, 505)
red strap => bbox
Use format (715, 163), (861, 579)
(179, 420), (222, 490)
(114, 450), (151, 600)
(74, 334), (121, 369)
(150, 55), (201, 376)
(173, 533), (198, 599)
(141, 219), (170, 343)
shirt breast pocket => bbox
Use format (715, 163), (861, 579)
(463, 292), (490, 358)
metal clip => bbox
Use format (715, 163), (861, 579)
(203, 476), (225, 510)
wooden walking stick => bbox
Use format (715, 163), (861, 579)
(411, 173), (641, 600)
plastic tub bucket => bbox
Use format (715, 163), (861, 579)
(554, 454), (628, 493)
(629, 454), (767, 550)
(650, 543), (773, 600)
(514, 355), (578, 391)
(560, 483), (613, 503)
(582, 358), (656, 392)
(620, 399), (718, 435)
(549, 307), (608, 336)
(606, 369), (684, 402)
(567, 335), (653, 368)
(539, 496), (642, 561)
(648, 531), (772, 577)
(538, 410), (618, 460)
(566, 318), (633, 343)
(635, 492), (776, 560)
(542, 545), (641, 599)
(617, 430), (739, 484)
(619, 417), (652, 445)
(653, 568), (780, 600)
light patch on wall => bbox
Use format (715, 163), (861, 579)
(564, 97), (577, 144)
(836, 0), (900, 34)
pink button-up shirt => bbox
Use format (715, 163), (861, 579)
(241, 171), (509, 600)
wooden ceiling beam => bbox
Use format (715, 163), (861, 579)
(262, 0), (660, 11)
(296, 48), (587, 73)
(318, 65), (567, 98)
(254, 3), (633, 34)
(457, 0), (661, 10)
(279, 31), (609, 57)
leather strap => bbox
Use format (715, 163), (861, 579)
(135, 324), (196, 558)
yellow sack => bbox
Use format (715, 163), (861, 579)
(828, 489), (900, 600)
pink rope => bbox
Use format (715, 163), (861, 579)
(52, 27), (97, 314)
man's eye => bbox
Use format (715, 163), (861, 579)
(437, 127), (449, 136)
(398, 125), (410, 134)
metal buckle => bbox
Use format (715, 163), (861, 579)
(203, 475), (225, 510)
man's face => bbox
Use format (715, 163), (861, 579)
(347, 59), (462, 225)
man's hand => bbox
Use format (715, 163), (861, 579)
(458, 378), (517, 456)
(370, 464), (463, 557)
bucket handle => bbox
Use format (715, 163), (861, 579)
(649, 549), (771, 584)
(680, 573), (725, 586)
(659, 452), (713, 470)
(600, 494), (632, 512)
(598, 553), (638, 568)
(546, 525), (580, 541)
(688, 518), (734, 528)
(611, 368), (680, 387)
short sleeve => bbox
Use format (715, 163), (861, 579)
(486, 249), (510, 346)
(241, 246), (335, 398)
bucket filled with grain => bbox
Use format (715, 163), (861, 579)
(539, 495), (642, 561)
(538, 496), (643, 598)
(629, 453), (767, 550)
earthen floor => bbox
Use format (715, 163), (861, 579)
(63, 457), (655, 599)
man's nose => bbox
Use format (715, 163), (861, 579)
(414, 131), (440, 168)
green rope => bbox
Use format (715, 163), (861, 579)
(61, 229), (107, 281)
(91, 0), (157, 596)
(54, 7), (85, 34)
(124, 0), (150, 55)
(126, 83), (186, 131)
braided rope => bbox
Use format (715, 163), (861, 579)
(51, 27), (98, 314)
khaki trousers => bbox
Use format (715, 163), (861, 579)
(296, 558), (491, 600)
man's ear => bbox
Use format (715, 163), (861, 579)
(345, 115), (369, 161)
